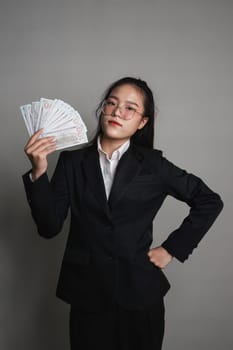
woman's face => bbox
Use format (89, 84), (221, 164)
(100, 84), (148, 142)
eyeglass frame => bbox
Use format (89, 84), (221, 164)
(100, 99), (145, 120)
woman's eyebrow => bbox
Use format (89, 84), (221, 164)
(125, 100), (139, 107)
(108, 95), (140, 107)
(108, 95), (118, 100)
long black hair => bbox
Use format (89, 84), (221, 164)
(90, 77), (159, 149)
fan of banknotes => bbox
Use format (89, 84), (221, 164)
(20, 98), (88, 150)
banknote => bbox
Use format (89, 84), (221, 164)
(20, 98), (88, 150)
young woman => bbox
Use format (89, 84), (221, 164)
(22, 77), (224, 350)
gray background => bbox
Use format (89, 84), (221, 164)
(0, 0), (232, 349)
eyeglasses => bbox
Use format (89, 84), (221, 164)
(101, 99), (144, 120)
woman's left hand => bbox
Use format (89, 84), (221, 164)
(147, 246), (173, 269)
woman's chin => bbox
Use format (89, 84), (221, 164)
(102, 129), (125, 140)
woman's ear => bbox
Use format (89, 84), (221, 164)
(138, 117), (149, 130)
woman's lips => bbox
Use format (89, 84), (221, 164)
(108, 120), (122, 127)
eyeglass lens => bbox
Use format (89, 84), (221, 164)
(102, 101), (135, 119)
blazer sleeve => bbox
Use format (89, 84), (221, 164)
(159, 154), (224, 262)
(22, 151), (70, 238)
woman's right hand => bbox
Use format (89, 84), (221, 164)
(24, 129), (57, 181)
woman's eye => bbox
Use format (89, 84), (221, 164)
(126, 106), (136, 112)
(106, 101), (116, 106)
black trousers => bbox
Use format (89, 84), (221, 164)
(69, 298), (165, 350)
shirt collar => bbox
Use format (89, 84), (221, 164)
(97, 135), (130, 161)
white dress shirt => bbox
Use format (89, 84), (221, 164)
(97, 136), (130, 199)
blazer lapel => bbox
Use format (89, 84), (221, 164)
(82, 143), (111, 218)
(82, 141), (145, 215)
(108, 143), (144, 209)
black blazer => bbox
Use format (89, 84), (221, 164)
(22, 140), (224, 312)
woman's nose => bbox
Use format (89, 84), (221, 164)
(112, 105), (121, 117)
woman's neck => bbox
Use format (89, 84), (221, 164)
(100, 135), (129, 158)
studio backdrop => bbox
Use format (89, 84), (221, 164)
(0, 0), (232, 349)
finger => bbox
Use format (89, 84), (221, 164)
(30, 146), (57, 164)
(45, 145), (57, 155)
(29, 140), (57, 156)
(25, 137), (56, 155)
(29, 137), (56, 151)
(25, 128), (44, 148)
(26, 135), (56, 152)
(38, 145), (57, 159)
